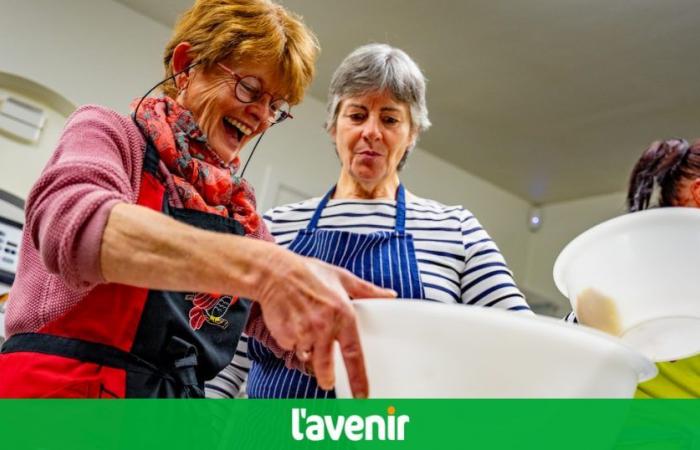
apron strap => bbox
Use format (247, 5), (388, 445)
(1, 333), (164, 375)
(306, 186), (336, 231)
(307, 184), (407, 232)
(143, 141), (161, 176)
(395, 184), (407, 234)
(165, 335), (205, 398)
(1, 333), (203, 398)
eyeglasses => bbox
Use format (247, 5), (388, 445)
(216, 63), (292, 124)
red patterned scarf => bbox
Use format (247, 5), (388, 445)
(131, 96), (271, 240)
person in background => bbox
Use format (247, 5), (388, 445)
(565, 138), (700, 398)
(625, 138), (700, 398)
(0, 0), (394, 398)
(206, 43), (531, 399)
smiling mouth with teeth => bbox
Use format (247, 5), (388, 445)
(223, 116), (252, 141)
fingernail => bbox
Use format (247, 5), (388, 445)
(320, 378), (334, 390)
(355, 391), (368, 399)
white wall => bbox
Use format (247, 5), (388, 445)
(0, 0), (534, 283)
(523, 191), (627, 313)
(0, 0), (169, 111)
(0, 0), (169, 200)
(0, 88), (70, 200)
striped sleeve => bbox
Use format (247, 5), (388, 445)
(459, 210), (531, 313)
(205, 334), (251, 398)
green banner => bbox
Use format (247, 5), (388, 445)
(1, 400), (699, 449)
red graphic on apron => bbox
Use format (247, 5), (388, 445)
(186, 293), (238, 330)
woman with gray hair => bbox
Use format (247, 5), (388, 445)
(206, 43), (531, 398)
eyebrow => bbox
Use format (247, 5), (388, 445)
(346, 104), (403, 113)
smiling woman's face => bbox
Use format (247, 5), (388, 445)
(178, 56), (286, 165)
(332, 90), (415, 189)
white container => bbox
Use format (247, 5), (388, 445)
(554, 208), (700, 362)
(334, 300), (655, 398)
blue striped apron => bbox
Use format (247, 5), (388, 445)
(246, 184), (425, 398)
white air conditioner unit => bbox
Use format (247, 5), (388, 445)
(0, 96), (46, 143)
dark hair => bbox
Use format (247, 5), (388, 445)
(627, 138), (700, 212)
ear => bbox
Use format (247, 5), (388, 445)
(690, 178), (700, 207)
(171, 42), (195, 89)
(407, 129), (418, 151)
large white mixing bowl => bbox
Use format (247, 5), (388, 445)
(333, 300), (655, 398)
(554, 208), (700, 362)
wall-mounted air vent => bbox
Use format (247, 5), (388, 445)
(0, 96), (46, 143)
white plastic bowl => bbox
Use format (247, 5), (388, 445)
(334, 300), (655, 398)
(554, 208), (700, 362)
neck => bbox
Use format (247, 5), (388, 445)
(334, 172), (400, 200)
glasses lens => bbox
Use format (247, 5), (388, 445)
(271, 99), (291, 123)
(235, 76), (262, 103)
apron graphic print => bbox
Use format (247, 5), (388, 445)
(186, 293), (239, 330)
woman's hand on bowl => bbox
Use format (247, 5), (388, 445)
(255, 249), (396, 397)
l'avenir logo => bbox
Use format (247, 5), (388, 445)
(291, 406), (410, 442)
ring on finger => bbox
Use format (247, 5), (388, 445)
(296, 346), (313, 361)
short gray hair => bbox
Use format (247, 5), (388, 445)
(325, 43), (431, 136)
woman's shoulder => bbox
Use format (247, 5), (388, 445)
(405, 191), (475, 219)
(57, 105), (146, 164)
(65, 104), (143, 144)
(68, 104), (134, 126)
(263, 197), (323, 220)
